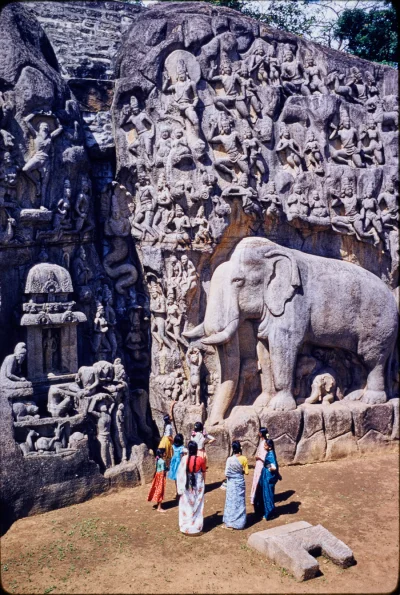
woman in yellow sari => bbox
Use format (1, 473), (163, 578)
(158, 413), (173, 466)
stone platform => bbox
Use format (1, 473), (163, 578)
(248, 521), (355, 581)
(199, 399), (399, 466)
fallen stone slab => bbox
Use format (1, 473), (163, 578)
(248, 521), (355, 581)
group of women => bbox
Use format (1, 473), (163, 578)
(147, 415), (281, 535)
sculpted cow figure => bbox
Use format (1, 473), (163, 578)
(184, 237), (398, 425)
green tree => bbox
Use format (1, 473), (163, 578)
(333, 5), (398, 66)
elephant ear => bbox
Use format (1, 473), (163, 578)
(263, 250), (301, 317)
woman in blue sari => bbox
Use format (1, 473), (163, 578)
(222, 440), (249, 530)
(258, 438), (280, 520)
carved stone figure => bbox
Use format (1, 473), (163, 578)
(329, 106), (364, 168)
(359, 183), (384, 246)
(121, 95), (155, 159)
(242, 123), (265, 180)
(208, 114), (249, 180)
(191, 206), (212, 246)
(166, 296), (188, 347)
(148, 278), (174, 351)
(186, 346), (202, 405)
(162, 59), (200, 137)
(12, 400), (40, 421)
(88, 397), (115, 469)
(168, 128), (193, 168)
(286, 181), (309, 222)
(74, 174), (93, 233)
(185, 237), (398, 424)
(0, 343), (32, 392)
(303, 54), (328, 95)
(280, 45), (309, 96)
(304, 130), (324, 174)
(305, 373), (337, 405)
(22, 113), (63, 206)
(0, 151), (18, 204)
(210, 60), (249, 119)
(155, 126), (172, 168)
(259, 181), (281, 217)
(276, 124), (302, 174)
(115, 403), (128, 462)
(360, 119), (384, 165)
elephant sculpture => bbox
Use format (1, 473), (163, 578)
(184, 237), (398, 425)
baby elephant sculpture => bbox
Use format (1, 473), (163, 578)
(305, 373), (336, 405)
(184, 237), (398, 425)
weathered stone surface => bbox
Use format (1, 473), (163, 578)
(294, 430), (327, 464)
(348, 402), (393, 438)
(0, 0), (398, 533)
(357, 429), (391, 453)
(248, 522), (354, 581)
(226, 406), (259, 458)
(260, 408), (303, 442)
(323, 402), (353, 440)
(300, 405), (324, 439)
(391, 398), (399, 440)
(325, 432), (358, 460)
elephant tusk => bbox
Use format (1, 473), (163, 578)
(201, 318), (239, 346)
(182, 322), (205, 339)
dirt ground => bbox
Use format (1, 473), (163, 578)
(1, 449), (399, 595)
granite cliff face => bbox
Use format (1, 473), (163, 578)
(0, 1), (398, 532)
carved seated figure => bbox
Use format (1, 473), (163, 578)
(0, 343), (32, 393)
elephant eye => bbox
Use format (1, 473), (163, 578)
(232, 277), (245, 286)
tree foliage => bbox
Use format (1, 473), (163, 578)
(333, 5), (398, 66)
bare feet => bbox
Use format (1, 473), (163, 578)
(156, 507), (167, 513)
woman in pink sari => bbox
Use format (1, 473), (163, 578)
(250, 427), (269, 506)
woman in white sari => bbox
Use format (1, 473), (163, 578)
(177, 441), (207, 535)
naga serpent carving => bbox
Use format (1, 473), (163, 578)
(103, 236), (138, 295)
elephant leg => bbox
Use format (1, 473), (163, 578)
(267, 334), (298, 411)
(361, 361), (387, 405)
(254, 339), (275, 408)
(208, 332), (240, 426)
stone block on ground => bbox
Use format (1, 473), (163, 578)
(299, 404), (324, 438)
(323, 403), (352, 440)
(346, 402), (393, 438)
(294, 430), (326, 464)
(273, 433), (297, 465)
(325, 432), (358, 460)
(104, 461), (141, 487)
(226, 406), (260, 458)
(357, 429), (391, 453)
(206, 424), (230, 466)
(390, 398), (399, 440)
(130, 443), (155, 484)
(248, 521), (354, 581)
(259, 408), (302, 442)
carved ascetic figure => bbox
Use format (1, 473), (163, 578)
(276, 124), (302, 174)
(148, 278), (174, 351)
(186, 345), (203, 405)
(162, 59), (200, 136)
(74, 175), (93, 233)
(303, 54), (328, 95)
(88, 396), (115, 469)
(22, 113), (63, 206)
(308, 190), (329, 221)
(121, 95), (155, 159)
(184, 237), (398, 424)
(0, 151), (18, 204)
(115, 403), (128, 462)
(0, 343), (32, 391)
(72, 246), (92, 287)
(280, 45), (309, 96)
(208, 113), (249, 181)
(329, 106), (364, 168)
(134, 173), (157, 241)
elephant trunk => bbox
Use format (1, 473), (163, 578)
(208, 330), (240, 426)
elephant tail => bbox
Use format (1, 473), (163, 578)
(386, 343), (396, 399)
